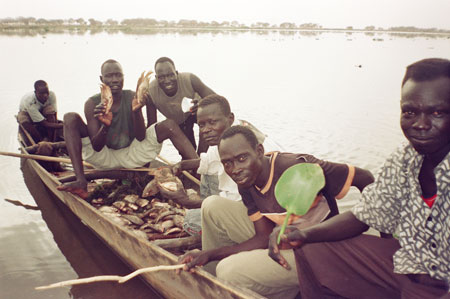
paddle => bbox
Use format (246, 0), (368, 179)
(274, 163), (325, 244)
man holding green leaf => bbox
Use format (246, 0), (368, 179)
(269, 58), (450, 298)
(178, 125), (374, 299)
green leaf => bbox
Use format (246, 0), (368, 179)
(274, 163), (325, 243)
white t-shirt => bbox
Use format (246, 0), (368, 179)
(196, 119), (283, 201)
(19, 91), (57, 123)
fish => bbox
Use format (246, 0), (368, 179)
(99, 83), (113, 126)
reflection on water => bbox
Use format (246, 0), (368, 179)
(0, 161), (161, 299)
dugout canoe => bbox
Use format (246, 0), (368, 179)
(17, 129), (264, 299)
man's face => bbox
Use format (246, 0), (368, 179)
(100, 62), (124, 95)
(197, 103), (234, 146)
(155, 61), (178, 96)
(219, 134), (264, 188)
(400, 77), (450, 155)
(35, 85), (50, 104)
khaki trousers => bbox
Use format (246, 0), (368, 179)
(201, 195), (300, 299)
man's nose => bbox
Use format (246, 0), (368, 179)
(413, 114), (431, 130)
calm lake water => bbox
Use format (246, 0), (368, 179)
(0, 29), (449, 298)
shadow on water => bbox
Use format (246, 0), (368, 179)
(21, 160), (163, 299)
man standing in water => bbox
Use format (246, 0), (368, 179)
(57, 59), (198, 199)
(18, 80), (63, 142)
(146, 57), (215, 153)
(269, 58), (450, 298)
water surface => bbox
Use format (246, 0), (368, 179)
(0, 30), (449, 298)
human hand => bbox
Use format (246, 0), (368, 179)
(94, 102), (112, 126)
(176, 249), (211, 273)
(268, 225), (305, 269)
(189, 99), (199, 115)
(171, 162), (183, 176)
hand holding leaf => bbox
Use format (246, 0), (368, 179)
(274, 163), (325, 244)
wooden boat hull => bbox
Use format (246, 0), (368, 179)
(19, 143), (264, 298)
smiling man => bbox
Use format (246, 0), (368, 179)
(57, 59), (198, 199)
(269, 58), (450, 299)
(146, 57), (215, 153)
(177, 125), (374, 299)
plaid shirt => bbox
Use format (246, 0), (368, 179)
(352, 143), (450, 283)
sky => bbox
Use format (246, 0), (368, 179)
(1, 0), (450, 30)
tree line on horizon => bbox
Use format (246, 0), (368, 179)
(0, 17), (449, 33)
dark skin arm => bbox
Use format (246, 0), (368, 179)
(131, 98), (146, 141)
(178, 216), (275, 272)
(172, 159), (201, 176)
(269, 211), (369, 269)
(85, 98), (110, 152)
(268, 165), (374, 268)
(37, 119), (63, 129)
(145, 93), (158, 128)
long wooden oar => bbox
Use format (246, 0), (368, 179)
(35, 264), (184, 290)
(157, 154), (200, 186)
(0, 151), (163, 174)
(0, 151), (95, 168)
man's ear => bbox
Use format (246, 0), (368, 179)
(228, 112), (235, 125)
(256, 143), (265, 157)
(99, 75), (104, 83)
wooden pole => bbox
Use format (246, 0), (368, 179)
(35, 264), (185, 290)
(0, 151), (94, 168)
(157, 154), (200, 186)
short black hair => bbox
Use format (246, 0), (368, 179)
(34, 80), (47, 90)
(198, 94), (231, 116)
(155, 57), (175, 70)
(221, 125), (259, 149)
(101, 59), (120, 73)
(402, 58), (450, 86)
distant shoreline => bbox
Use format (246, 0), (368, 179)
(1, 17), (449, 36)
(1, 25), (450, 38)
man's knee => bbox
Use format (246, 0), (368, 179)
(201, 195), (227, 216)
(63, 112), (82, 125)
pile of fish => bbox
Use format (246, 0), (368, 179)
(89, 167), (196, 241)
(91, 194), (188, 241)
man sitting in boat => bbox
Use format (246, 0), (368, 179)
(18, 80), (63, 142)
(268, 58), (450, 298)
(57, 59), (198, 199)
(146, 56), (215, 154)
(161, 94), (282, 235)
(177, 125), (375, 299)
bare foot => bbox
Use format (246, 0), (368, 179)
(57, 180), (89, 199)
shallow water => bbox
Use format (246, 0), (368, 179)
(0, 29), (449, 298)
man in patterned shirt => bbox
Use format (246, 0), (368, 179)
(269, 58), (450, 298)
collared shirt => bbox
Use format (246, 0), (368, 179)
(352, 143), (450, 283)
(19, 91), (57, 123)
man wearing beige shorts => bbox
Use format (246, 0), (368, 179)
(57, 59), (198, 199)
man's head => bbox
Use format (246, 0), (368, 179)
(219, 125), (264, 188)
(400, 58), (450, 156)
(100, 59), (124, 96)
(34, 80), (50, 104)
(197, 94), (234, 146)
(155, 57), (178, 96)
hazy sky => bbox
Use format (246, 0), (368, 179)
(1, 0), (450, 29)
